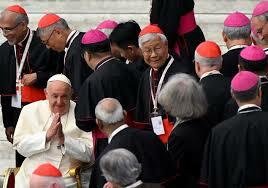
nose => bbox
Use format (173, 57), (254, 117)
(56, 97), (63, 105)
(150, 49), (157, 58)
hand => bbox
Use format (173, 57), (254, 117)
(46, 113), (60, 142)
(21, 73), (37, 86)
(5, 126), (15, 143)
(56, 122), (65, 145)
(103, 182), (115, 188)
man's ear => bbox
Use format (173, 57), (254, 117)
(44, 88), (48, 99)
(222, 32), (228, 43)
(96, 119), (103, 130)
(238, 64), (243, 71)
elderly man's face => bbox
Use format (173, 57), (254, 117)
(39, 28), (66, 52)
(45, 81), (72, 115)
(141, 36), (168, 70)
(0, 11), (28, 45)
(251, 16), (268, 43)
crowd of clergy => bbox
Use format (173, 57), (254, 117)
(1, 0), (268, 187)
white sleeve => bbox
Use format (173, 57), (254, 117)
(13, 131), (51, 157)
(61, 133), (93, 162)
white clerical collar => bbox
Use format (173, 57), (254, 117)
(228, 44), (247, 52)
(108, 124), (128, 143)
(66, 30), (76, 44)
(238, 104), (261, 113)
(17, 28), (30, 46)
(264, 48), (268, 54)
(200, 70), (222, 81)
(125, 59), (130, 64)
(125, 180), (143, 188)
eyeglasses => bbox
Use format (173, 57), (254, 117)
(0, 22), (22, 33)
(41, 30), (54, 45)
(142, 46), (164, 56)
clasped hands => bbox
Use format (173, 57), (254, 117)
(46, 113), (65, 146)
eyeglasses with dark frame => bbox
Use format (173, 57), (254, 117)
(41, 30), (55, 45)
(0, 21), (22, 33)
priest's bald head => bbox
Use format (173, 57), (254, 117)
(0, 5), (29, 45)
(45, 74), (72, 115)
(30, 163), (65, 188)
(194, 41), (222, 78)
(222, 12), (251, 49)
(95, 98), (126, 136)
(138, 24), (168, 70)
(231, 71), (262, 107)
(81, 29), (111, 70)
(251, 1), (268, 44)
(37, 13), (71, 52)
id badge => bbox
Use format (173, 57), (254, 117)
(150, 112), (165, 135)
(11, 80), (22, 108)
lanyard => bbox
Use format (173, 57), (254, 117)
(64, 30), (80, 65)
(14, 30), (33, 82)
(150, 56), (174, 111)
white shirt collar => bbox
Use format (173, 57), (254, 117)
(108, 124), (128, 143)
(65, 30), (77, 49)
(200, 70), (222, 81)
(264, 48), (268, 54)
(238, 104), (261, 113)
(125, 180), (143, 188)
(228, 44), (248, 51)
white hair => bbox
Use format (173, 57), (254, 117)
(138, 33), (167, 48)
(37, 18), (69, 37)
(100, 148), (142, 187)
(158, 73), (207, 119)
(195, 51), (222, 67)
(95, 98), (124, 125)
(223, 24), (251, 40)
(30, 174), (66, 188)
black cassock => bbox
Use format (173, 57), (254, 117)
(126, 57), (149, 82)
(224, 76), (268, 120)
(220, 47), (245, 83)
(90, 127), (177, 188)
(200, 106), (268, 188)
(135, 56), (190, 126)
(168, 118), (210, 188)
(63, 32), (93, 99)
(0, 30), (61, 129)
(75, 56), (138, 156)
(200, 73), (231, 126)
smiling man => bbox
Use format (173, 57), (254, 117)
(0, 5), (60, 167)
(135, 24), (190, 128)
(13, 74), (93, 188)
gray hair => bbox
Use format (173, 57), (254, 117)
(100, 148), (142, 187)
(95, 98), (124, 125)
(158, 73), (207, 119)
(1, 10), (29, 25)
(37, 18), (69, 37)
(138, 33), (167, 48)
(195, 51), (222, 67)
(255, 11), (268, 23)
(223, 24), (251, 40)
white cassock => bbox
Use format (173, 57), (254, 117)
(13, 100), (93, 188)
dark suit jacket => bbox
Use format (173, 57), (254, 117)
(168, 118), (210, 188)
(90, 127), (177, 188)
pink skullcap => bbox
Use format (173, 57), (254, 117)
(231, 71), (259, 92)
(196, 41), (221, 58)
(5, 5), (27, 15)
(139, 24), (164, 37)
(224, 12), (250, 27)
(240, 45), (266, 61)
(252, 1), (268, 17)
(96, 20), (118, 29)
(32, 163), (62, 177)
(81, 29), (108, 45)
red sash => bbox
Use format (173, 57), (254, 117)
(21, 86), (46, 103)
